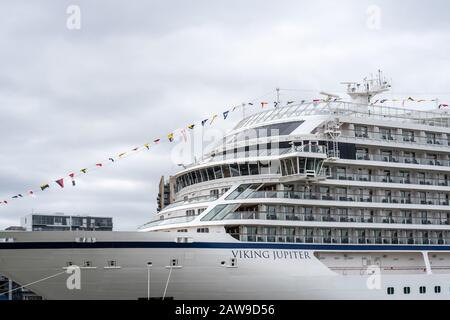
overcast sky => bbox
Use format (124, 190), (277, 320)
(0, 0), (449, 230)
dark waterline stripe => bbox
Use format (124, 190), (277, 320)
(1, 241), (450, 251)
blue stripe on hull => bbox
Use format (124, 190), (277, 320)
(1, 242), (450, 251)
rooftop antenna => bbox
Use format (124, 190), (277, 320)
(342, 70), (391, 105)
(276, 88), (280, 105)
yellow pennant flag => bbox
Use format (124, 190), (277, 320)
(210, 115), (218, 125)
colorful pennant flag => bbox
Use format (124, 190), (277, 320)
(55, 179), (64, 189)
(287, 101), (295, 105)
(168, 133), (174, 142)
(80, 168), (88, 174)
(118, 153), (126, 158)
(188, 124), (195, 130)
(223, 111), (230, 120)
(96, 163), (103, 167)
(144, 143), (150, 150)
(69, 173), (76, 186)
(201, 119), (208, 126)
(28, 191), (36, 198)
(210, 115), (218, 125)
(40, 184), (49, 191)
(109, 158), (115, 162)
(154, 139), (161, 144)
(132, 147), (139, 151)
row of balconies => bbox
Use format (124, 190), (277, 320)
(245, 191), (450, 207)
(354, 153), (450, 166)
(330, 173), (450, 187)
(225, 211), (450, 226)
(235, 233), (448, 246)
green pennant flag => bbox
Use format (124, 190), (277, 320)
(40, 184), (50, 191)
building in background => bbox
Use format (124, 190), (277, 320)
(4, 226), (26, 231)
(1, 213), (114, 300)
(21, 213), (113, 231)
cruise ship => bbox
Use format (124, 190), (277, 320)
(2, 73), (450, 300)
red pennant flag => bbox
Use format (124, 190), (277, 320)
(28, 190), (36, 198)
(96, 163), (103, 167)
(55, 179), (64, 188)
(154, 139), (161, 144)
(132, 147), (139, 151)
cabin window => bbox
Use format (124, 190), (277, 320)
(107, 260), (117, 267)
(419, 286), (426, 294)
(83, 261), (93, 268)
(435, 286), (441, 293)
(403, 287), (411, 294)
(186, 210), (196, 217)
(387, 287), (394, 295)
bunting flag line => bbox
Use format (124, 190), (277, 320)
(168, 133), (174, 142)
(439, 104), (449, 109)
(80, 168), (88, 174)
(96, 163), (103, 167)
(55, 179), (64, 189)
(223, 111), (230, 120)
(154, 139), (161, 144)
(188, 124), (195, 130)
(40, 184), (49, 191)
(144, 143), (150, 150)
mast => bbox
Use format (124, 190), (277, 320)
(342, 70), (391, 105)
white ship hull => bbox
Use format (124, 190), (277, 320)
(1, 231), (449, 300)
